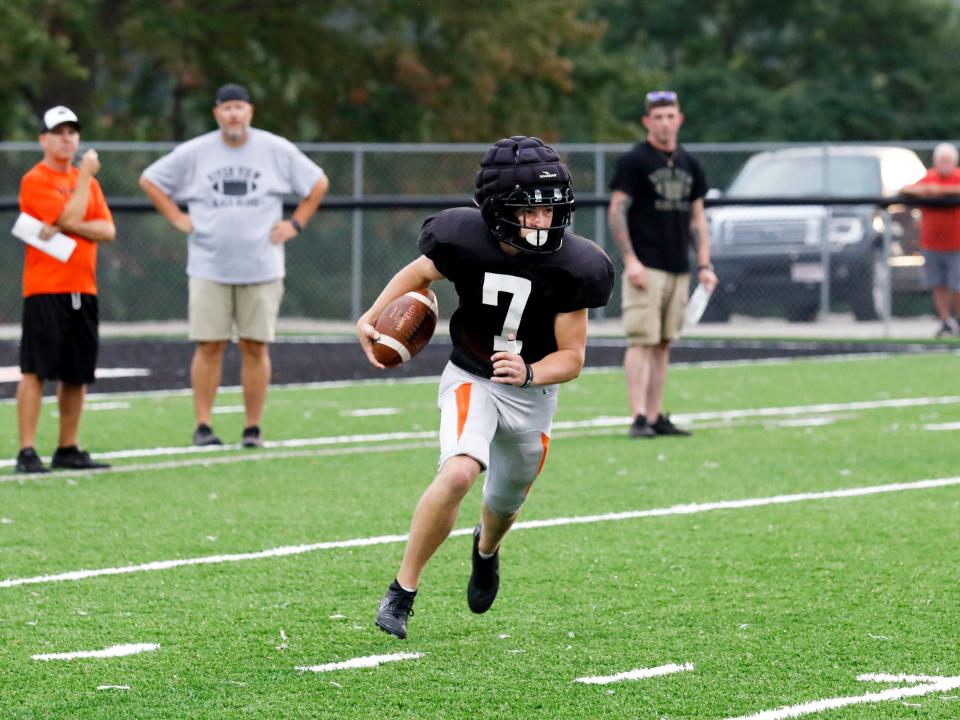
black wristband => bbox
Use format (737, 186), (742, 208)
(520, 363), (534, 388)
(290, 218), (303, 234)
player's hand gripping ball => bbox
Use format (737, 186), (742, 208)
(373, 288), (438, 367)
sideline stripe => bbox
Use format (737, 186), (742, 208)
(0, 350), (921, 406)
(3, 393), (958, 470)
(575, 662), (694, 685)
(725, 675), (960, 719)
(31, 643), (159, 661)
(296, 652), (424, 673)
(3, 476), (958, 590)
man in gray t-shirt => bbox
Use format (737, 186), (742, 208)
(139, 83), (329, 448)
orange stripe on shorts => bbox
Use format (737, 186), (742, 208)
(455, 383), (472, 439)
(535, 432), (551, 477)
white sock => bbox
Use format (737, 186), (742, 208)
(478, 548), (497, 560)
(399, 582), (417, 593)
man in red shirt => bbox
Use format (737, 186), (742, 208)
(902, 143), (960, 337)
(15, 106), (116, 473)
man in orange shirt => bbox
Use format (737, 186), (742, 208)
(902, 142), (960, 337)
(15, 106), (116, 473)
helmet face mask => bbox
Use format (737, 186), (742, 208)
(474, 136), (576, 254)
(487, 184), (575, 253)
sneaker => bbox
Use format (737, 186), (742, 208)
(193, 423), (223, 447)
(15, 448), (49, 474)
(651, 414), (692, 437)
(375, 579), (416, 639)
(629, 415), (656, 438)
(935, 318), (959, 338)
(50, 446), (111, 470)
(241, 425), (263, 448)
(467, 525), (500, 614)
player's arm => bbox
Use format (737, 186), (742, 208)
(139, 175), (193, 234)
(900, 181), (932, 197)
(356, 255), (445, 368)
(270, 173), (330, 244)
(491, 308), (588, 387)
(608, 190), (645, 288)
(54, 150), (116, 243)
(690, 198), (717, 289)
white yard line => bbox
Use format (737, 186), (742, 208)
(858, 672), (951, 684)
(0, 367), (149, 384)
(575, 662), (694, 685)
(31, 643), (159, 661)
(3, 476), (958, 590)
(3, 394), (958, 471)
(0, 440), (441, 483)
(924, 421), (960, 431)
(341, 408), (400, 417)
(212, 405), (246, 414)
(296, 652), (424, 673)
(725, 674), (960, 719)
(0, 351), (923, 406)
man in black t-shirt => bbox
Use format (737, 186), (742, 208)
(357, 136), (614, 639)
(608, 90), (717, 439)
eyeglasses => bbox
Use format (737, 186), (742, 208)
(645, 90), (678, 103)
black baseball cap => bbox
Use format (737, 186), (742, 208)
(40, 105), (81, 132)
(215, 83), (251, 105)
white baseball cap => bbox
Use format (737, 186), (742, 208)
(41, 106), (81, 132)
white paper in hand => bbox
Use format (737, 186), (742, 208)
(12, 213), (77, 263)
(684, 283), (714, 326)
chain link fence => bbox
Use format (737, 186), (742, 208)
(0, 140), (954, 333)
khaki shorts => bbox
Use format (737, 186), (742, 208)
(188, 277), (284, 342)
(621, 268), (690, 345)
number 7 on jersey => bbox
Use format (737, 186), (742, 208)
(482, 272), (532, 354)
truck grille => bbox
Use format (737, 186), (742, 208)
(726, 220), (811, 246)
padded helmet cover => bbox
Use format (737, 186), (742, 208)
(474, 136), (575, 253)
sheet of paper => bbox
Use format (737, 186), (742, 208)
(12, 212), (77, 263)
(684, 283), (714, 326)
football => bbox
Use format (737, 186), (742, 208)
(373, 288), (439, 367)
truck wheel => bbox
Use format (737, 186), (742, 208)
(785, 303), (818, 322)
(851, 249), (884, 321)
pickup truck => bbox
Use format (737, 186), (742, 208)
(705, 146), (927, 321)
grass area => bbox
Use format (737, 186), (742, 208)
(1, 353), (959, 718)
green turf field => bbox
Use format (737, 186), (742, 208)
(1, 353), (959, 719)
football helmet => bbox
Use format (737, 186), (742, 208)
(474, 136), (575, 253)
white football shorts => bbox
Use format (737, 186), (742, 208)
(437, 362), (559, 516)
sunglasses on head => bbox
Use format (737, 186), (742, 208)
(645, 90), (678, 103)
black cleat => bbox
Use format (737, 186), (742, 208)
(650, 414), (692, 437)
(193, 423), (223, 447)
(629, 415), (656, 438)
(241, 425), (263, 448)
(15, 448), (49, 474)
(50, 446), (110, 470)
(375, 579), (416, 639)
(467, 525), (500, 614)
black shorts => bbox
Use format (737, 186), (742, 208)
(20, 293), (99, 384)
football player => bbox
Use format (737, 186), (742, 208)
(356, 136), (615, 639)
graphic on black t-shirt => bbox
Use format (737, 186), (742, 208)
(649, 166), (695, 211)
(207, 166), (262, 207)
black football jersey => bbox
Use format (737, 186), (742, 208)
(418, 208), (615, 378)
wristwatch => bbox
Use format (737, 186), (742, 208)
(697, 263), (714, 271)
